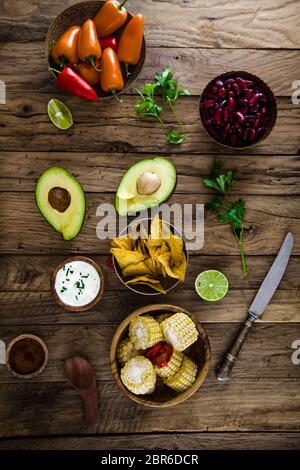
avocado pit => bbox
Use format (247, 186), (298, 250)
(136, 172), (161, 196)
(48, 187), (71, 212)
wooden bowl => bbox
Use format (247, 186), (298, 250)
(46, 0), (146, 99)
(6, 334), (48, 379)
(112, 217), (189, 296)
(110, 304), (211, 407)
(51, 256), (105, 312)
(199, 70), (277, 148)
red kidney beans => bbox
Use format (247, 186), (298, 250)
(200, 73), (273, 147)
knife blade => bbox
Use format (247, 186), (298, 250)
(248, 232), (294, 318)
(217, 232), (294, 381)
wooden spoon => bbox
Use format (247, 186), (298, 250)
(64, 356), (99, 424)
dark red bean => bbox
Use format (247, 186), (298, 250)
(223, 108), (229, 122)
(235, 111), (245, 123)
(261, 106), (267, 114)
(203, 99), (214, 108)
(203, 119), (212, 126)
(225, 78), (235, 88)
(256, 127), (266, 138)
(228, 97), (235, 109)
(232, 83), (241, 95)
(214, 108), (222, 124)
(245, 88), (255, 99)
(210, 85), (218, 95)
(224, 122), (231, 133)
(229, 90), (235, 98)
(243, 128), (251, 141)
(245, 79), (255, 86)
(245, 115), (255, 122)
(236, 77), (246, 88)
(240, 106), (248, 115)
(249, 128), (256, 141)
(249, 93), (262, 107)
(238, 98), (248, 106)
(254, 118), (263, 128)
(230, 134), (238, 146)
(220, 99), (227, 108)
(215, 79), (224, 87)
(218, 87), (226, 98)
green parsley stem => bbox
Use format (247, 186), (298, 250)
(233, 226), (247, 277)
(167, 98), (184, 131)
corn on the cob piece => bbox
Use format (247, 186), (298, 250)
(129, 315), (163, 350)
(117, 338), (140, 366)
(160, 312), (198, 351)
(156, 313), (172, 325)
(164, 356), (197, 392)
(155, 350), (183, 378)
(121, 356), (156, 395)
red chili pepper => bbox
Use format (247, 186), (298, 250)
(49, 66), (98, 102)
(145, 342), (173, 368)
(100, 36), (118, 51)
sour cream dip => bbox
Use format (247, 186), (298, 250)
(53, 258), (102, 310)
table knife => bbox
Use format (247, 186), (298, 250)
(216, 232), (294, 381)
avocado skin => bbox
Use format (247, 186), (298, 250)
(114, 157), (177, 216)
(35, 167), (86, 240)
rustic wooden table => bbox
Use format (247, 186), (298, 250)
(0, 0), (300, 451)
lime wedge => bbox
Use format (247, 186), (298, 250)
(195, 270), (229, 302)
(47, 99), (73, 130)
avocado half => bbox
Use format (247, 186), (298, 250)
(115, 157), (177, 216)
(35, 167), (86, 240)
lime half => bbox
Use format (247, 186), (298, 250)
(195, 270), (229, 302)
(47, 99), (73, 130)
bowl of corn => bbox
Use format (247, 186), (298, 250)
(110, 304), (211, 407)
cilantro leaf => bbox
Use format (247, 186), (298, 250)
(166, 130), (185, 144)
(218, 199), (245, 229)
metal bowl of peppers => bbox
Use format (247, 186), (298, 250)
(199, 71), (277, 148)
(46, 0), (146, 100)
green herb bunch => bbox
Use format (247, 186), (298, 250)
(134, 67), (190, 144)
(204, 159), (247, 277)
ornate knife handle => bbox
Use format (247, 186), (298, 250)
(216, 314), (256, 381)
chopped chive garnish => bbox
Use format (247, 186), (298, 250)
(66, 268), (70, 277)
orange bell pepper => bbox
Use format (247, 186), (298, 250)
(94, 0), (128, 38)
(76, 63), (101, 85)
(117, 14), (144, 72)
(100, 47), (124, 94)
(78, 19), (102, 71)
(51, 25), (81, 67)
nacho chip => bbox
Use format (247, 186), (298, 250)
(126, 276), (166, 294)
(172, 253), (186, 282)
(110, 248), (145, 270)
(167, 235), (184, 266)
(111, 235), (132, 251)
(122, 261), (152, 278)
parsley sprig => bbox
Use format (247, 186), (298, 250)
(134, 67), (190, 144)
(204, 159), (247, 277)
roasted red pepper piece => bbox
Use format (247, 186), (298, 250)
(145, 341), (173, 368)
(49, 66), (98, 102)
(100, 35), (118, 51)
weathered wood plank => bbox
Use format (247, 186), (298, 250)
(0, 0), (299, 48)
(1, 432), (300, 450)
(0, 96), (299, 155)
(1, 43), (299, 96)
(0, 324), (299, 436)
(1, 255), (299, 292)
(1, 152), (299, 195)
(0, 193), (299, 254)
(0, 288), (299, 325)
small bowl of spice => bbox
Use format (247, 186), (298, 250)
(51, 256), (105, 312)
(200, 71), (277, 148)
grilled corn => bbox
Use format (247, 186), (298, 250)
(156, 313), (172, 324)
(155, 350), (183, 378)
(120, 356), (156, 395)
(117, 338), (140, 366)
(164, 356), (197, 392)
(160, 312), (198, 351)
(129, 315), (163, 350)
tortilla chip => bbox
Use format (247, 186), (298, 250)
(122, 261), (152, 277)
(144, 257), (157, 275)
(150, 214), (162, 240)
(172, 254), (186, 282)
(111, 235), (132, 251)
(110, 248), (145, 270)
(167, 235), (184, 266)
(126, 275), (166, 294)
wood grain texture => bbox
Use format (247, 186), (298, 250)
(1, 255), (299, 292)
(0, 193), (299, 254)
(1, 96), (299, 155)
(1, 152), (300, 195)
(1, 43), (300, 96)
(0, 324), (299, 436)
(0, 0), (299, 48)
(1, 432), (300, 450)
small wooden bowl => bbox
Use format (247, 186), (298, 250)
(199, 70), (277, 149)
(6, 334), (48, 379)
(46, 0), (146, 99)
(110, 304), (211, 407)
(112, 217), (189, 296)
(51, 256), (105, 312)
